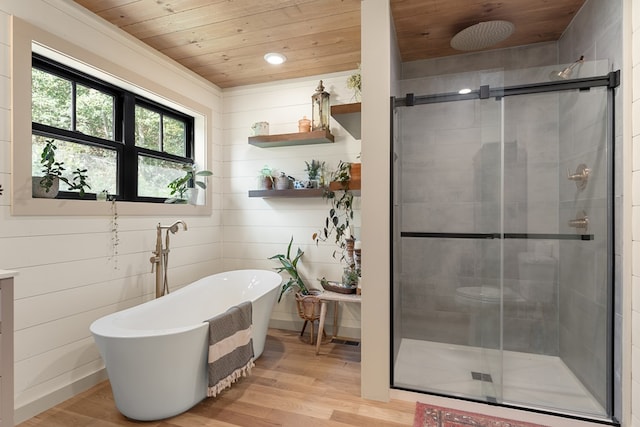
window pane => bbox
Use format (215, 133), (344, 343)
(138, 156), (186, 198)
(135, 105), (161, 150)
(76, 84), (115, 140)
(163, 116), (186, 156)
(32, 135), (117, 195)
(32, 68), (72, 130)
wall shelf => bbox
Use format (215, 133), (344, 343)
(329, 179), (361, 191)
(248, 129), (334, 148)
(331, 102), (361, 139)
(249, 184), (360, 198)
(248, 188), (325, 198)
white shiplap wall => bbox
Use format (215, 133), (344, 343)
(0, 1), (223, 422)
(222, 74), (362, 337)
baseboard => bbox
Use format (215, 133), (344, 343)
(14, 369), (108, 425)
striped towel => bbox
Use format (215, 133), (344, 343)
(205, 301), (254, 397)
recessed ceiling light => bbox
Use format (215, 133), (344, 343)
(264, 52), (287, 65)
(458, 88), (472, 94)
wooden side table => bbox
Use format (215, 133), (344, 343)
(315, 290), (361, 355)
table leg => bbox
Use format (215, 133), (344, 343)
(316, 301), (328, 355)
(332, 301), (339, 337)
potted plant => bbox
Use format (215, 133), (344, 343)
(166, 163), (212, 204)
(269, 237), (323, 343)
(305, 159), (324, 188)
(342, 265), (360, 287)
(258, 165), (275, 190)
(346, 63), (361, 102)
(313, 161), (361, 288)
(32, 139), (92, 198)
(269, 236), (312, 302)
(314, 160), (356, 264)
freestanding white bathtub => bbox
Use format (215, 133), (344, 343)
(89, 269), (282, 421)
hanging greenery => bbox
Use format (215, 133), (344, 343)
(109, 195), (119, 270)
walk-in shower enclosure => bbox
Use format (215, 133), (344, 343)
(391, 61), (619, 422)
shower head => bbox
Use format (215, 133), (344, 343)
(450, 20), (514, 51)
(549, 55), (584, 81)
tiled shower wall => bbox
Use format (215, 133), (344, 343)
(558, 0), (623, 410)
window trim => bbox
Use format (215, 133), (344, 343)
(11, 17), (212, 216)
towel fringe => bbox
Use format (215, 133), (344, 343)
(207, 358), (255, 398)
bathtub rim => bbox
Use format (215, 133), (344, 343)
(89, 269), (282, 339)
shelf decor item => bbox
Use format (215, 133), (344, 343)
(251, 121), (269, 136)
(319, 277), (356, 294)
(275, 172), (292, 190)
(311, 80), (330, 131)
(305, 159), (324, 188)
(258, 165), (275, 190)
(298, 116), (311, 132)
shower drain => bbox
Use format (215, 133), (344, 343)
(471, 371), (493, 383)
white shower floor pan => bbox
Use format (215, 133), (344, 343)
(394, 338), (606, 418)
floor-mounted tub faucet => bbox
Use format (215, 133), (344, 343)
(150, 220), (188, 298)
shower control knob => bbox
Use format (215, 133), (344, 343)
(567, 164), (590, 191)
(568, 211), (589, 233)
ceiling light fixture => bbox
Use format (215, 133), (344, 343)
(458, 88), (472, 95)
(264, 52), (287, 65)
(450, 20), (515, 51)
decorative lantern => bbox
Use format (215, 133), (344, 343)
(311, 80), (330, 131)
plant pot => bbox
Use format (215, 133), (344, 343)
(259, 176), (273, 190)
(349, 162), (361, 182)
(187, 187), (199, 205)
(294, 291), (323, 344)
(32, 176), (59, 198)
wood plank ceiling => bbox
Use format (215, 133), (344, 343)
(72, 0), (586, 89)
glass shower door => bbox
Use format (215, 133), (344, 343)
(498, 86), (610, 417)
(392, 70), (614, 420)
(393, 93), (504, 402)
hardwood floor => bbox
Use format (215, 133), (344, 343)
(17, 329), (416, 427)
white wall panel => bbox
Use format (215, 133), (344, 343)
(0, 0), (224, 420)
(222, 75), (361, 335)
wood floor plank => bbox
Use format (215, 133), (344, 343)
(17, 329), (416, 427)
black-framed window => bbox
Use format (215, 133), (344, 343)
(31, 53), (195, 202)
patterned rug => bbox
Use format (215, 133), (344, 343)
(413, 402), (547, 427)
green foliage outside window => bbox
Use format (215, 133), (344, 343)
(32, 55), (195, 202)
(32, 68), (72, 130)
(135, 105), (186, 157)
